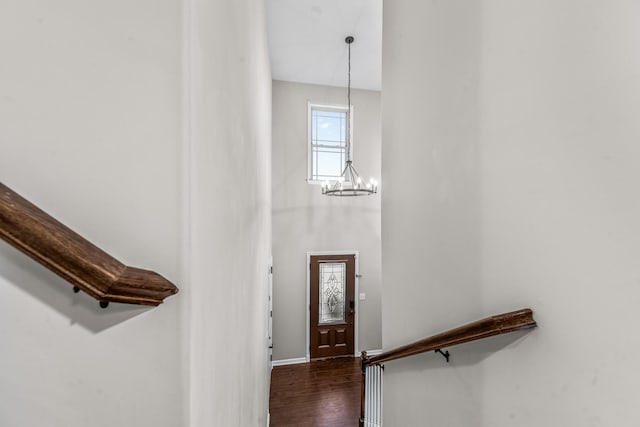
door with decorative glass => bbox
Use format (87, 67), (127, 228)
(309, 254), (355, 359)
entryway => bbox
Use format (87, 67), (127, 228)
(308, 253), (357, 359)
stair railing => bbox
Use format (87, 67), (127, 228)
(359, 308), (537, 427)
(0, 182), (178, 307)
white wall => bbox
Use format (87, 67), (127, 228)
(381, 1), (483, 423)
(0, 1), (183, 426)
(382, 0), (640, 425)
(272, 80), (381, 360)
(0, 0), (273, 426)
(187, 0), (272, 425)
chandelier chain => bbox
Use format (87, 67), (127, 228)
(320, 35), (377, 197)
(347, 38), (352, 162)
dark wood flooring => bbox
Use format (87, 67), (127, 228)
(269, 357), (362, 427)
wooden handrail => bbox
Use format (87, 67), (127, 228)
(0, 182), (178, 307)
(363, 308), (536, 367)
(359, 308), (536, 426)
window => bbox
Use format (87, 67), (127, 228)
(308, 103), (352, 182)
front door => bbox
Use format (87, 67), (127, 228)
(309, 254), (355, 359)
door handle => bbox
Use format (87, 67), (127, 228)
(349, 300), (354, 314)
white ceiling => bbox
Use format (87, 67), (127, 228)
(266, 0), (382, 91)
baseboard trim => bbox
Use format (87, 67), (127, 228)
(273, 352), (382, 366)
(271, 357), (307, 367)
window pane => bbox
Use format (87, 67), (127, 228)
(310, 105), (348, 181)
(315, 150), (344, 179)
(316, 115), (344, 145)
(319, 262), (345, 324)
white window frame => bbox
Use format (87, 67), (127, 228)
(307, 102), (353, 184)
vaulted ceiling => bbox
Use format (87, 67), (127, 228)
(266, 0), (382, 91)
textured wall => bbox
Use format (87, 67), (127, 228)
(187, 0), (272, 425)
(382, 0), (640, 425)
(0, 0), (273, 425)
(0, 0), (183, 425)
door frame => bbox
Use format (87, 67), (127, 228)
(266, 256), (273, 426)
(306, 250), (359, 361)
(267, 256), (273, 371)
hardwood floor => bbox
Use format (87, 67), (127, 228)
(269, 357), (362, 427)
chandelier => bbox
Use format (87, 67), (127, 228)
(321, 36), (378, 197)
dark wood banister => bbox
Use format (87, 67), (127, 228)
(0, 182), (178, 307)
(359, 308), (537, 426)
